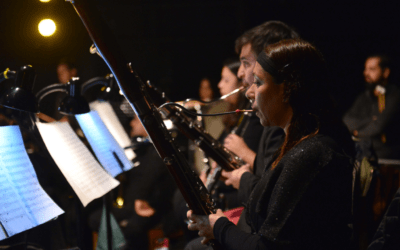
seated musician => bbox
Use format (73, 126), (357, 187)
(89, 115), (176, 250)
(209, 57), (264, 209)
(186, 39), (356, 250)
(185, 21), (301, 249)
(222, 20), (298, 204)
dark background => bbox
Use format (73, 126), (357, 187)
(0, 0), (399, 115)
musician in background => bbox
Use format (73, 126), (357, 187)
(199, 78), (214, 102)
(187, 39), (356, 250)
(218, 58), (263, 157)
(89, 115), (177, 250)
(57, 60), (78, 84)
(172, 58), (262, 247)
(209, 57), (264, 210)
(343, 54), (400, 160)
(221, 20), (298, 230)
(52, 59), (79, 121)
(223, 21), (297, 175)
(343, 55), (400, 243)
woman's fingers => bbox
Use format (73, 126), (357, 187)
(221, 170), (230, 178)
(186, 211), (217, 242)
(187, 210), (194, 221)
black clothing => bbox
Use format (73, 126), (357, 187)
(235, 126), (284, 235)
(127, 141), (177, 211)
(212, 127), (355, 250)
(177, 110), (266, 246)
(343, 85), (400, 159)
(368, 187), (400, 250)
(219, 112), (264, 153)
(89, 141), (177, 249)
(212, 112), (265, 209)
(238, 126), (285, 204)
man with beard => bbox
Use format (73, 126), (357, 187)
(344, 55), (400, 159)
(222, 21), (298, 205)
(184, 21), (297, 250)
(344, 55), (400, 246)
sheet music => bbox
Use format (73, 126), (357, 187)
(0, 126), (64, 237)
(0, 164), (35, 237)
(36, 122), (120, 207)
(75, 111), (133, 176)
(0, 126), (36, 178)
(90, 100), (136, 161)
(0, 222), (6, 240)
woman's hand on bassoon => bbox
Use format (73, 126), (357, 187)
(187, 209), (226, 244)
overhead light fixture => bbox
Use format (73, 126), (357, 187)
(38, 19), (56, 37)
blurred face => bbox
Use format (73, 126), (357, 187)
(57, 64), (77, 84)
(218, 66), (240, 104)
(246, 62), (292, 129)
(199, 79), (213, 101)
(237, 43), (257, 88)
(129, 116), (148, 137)
(363, 57), (385, 85)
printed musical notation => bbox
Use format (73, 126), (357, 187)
(90, 100), (136, 161)
(75, 111), (133, 176)
(36, 122), (120, 207)
(0, 126), (64, 240)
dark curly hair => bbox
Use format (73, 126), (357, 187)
(235, 21), (299, 56)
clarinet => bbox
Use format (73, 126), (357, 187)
(68, 1), (221, 248)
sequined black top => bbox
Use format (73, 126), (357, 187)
(213, 129), (355, 250)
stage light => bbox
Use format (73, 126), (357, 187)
(38, 19), (56, 37)
(40, 0), (51, 2)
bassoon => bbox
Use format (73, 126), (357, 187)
(143, 82), (244, 172)
(67, 0), (221, 248)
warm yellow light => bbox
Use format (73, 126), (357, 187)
(40, 0), (51, 2)
(115, 197), (124, 208)
(38, 19), (56, 37)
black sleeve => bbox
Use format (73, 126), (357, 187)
(368, 187), (400, 250)
(357, 89), (400, 137)
(343, 93), (372, 132)
(125, 145), (166, 201)
(213, 217), (271, 250)
(238, 172), (260, 204)
(241, 114), (264, 152)
(256, 127), (284, 175)
(237, 127), (283, 204)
